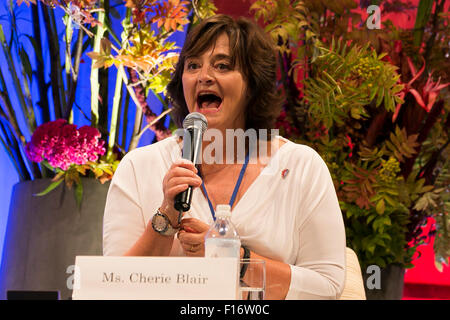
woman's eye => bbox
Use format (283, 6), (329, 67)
(187, 62), (199, 70)
(216, 63), (231, 71)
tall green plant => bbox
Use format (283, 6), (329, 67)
(0, 2), (41, 180)
(251, 0), (450, 271)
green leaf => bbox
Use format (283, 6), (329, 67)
(23, 34), (43, 65)
(376, 199), (385, 214)
(34, 178), (64, 196)
(383, 187), (400, 196)
(376, 86), (385, 107)
(41, 160), (55, 172)
(370, 193), (383, 203)
(367, 242), (376, 254)
(18, 46), (33, 83)
(367, 214), (377, 224)
(351, 107), (362, 119)
(413, 0), (434, 47)
(420, 185), (434, 193)
(383, 195), (397, 207)
(344, 209), (352, 218)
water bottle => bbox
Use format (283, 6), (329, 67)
(204, 204), (241, 258)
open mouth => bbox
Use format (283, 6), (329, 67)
(197, 93), (222, 110)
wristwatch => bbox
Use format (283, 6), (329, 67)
(151, 209), (180, 236)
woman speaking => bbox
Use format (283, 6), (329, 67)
(103, 14), (346, 300)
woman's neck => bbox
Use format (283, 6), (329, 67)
(199, 135), (280, 179)
(176, 126), (281, 178)
(198, 134), (248, 178)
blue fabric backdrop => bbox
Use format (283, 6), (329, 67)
(0, 2), (187, 267)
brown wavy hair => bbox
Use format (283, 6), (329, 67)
(166, 14), (283, 135)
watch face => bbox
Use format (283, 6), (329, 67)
(152, 213), (168, 232)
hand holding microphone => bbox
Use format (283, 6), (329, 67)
(174, 112), (208, 212)
(160, 159), (202, 226)
(160, 112), (207, 226)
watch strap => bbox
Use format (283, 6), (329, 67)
(152, 209), (180, 236)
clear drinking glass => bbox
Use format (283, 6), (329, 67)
(239, 259), (266, 300)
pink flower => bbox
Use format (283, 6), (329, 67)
(393, 57), (449, 122)
(25, 119), (106, 170)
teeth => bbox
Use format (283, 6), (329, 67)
(198, 92), (219, 97)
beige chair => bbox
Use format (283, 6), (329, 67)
(339, 247), (366, 300)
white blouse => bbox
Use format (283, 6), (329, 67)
(103, 135), (346, 299)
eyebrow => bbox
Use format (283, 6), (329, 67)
(186, 53), (232, 62)
(210, 53), (232, 62)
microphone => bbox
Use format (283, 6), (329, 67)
(174, 112), (208, 212)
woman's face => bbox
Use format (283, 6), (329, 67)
(182, 33), (248, 131)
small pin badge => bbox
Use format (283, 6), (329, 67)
(282, 169), (289, 179)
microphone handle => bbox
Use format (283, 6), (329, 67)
(174, 128), (202, 212)
(174, 185), (194, 212)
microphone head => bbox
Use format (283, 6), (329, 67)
(183, 112), (208, 133)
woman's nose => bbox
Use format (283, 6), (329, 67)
(198, 65), (214, 84)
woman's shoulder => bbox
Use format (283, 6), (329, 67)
(278, 136), (324, 164)
(279, 137), (336, 195)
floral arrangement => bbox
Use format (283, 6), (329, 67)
(24, 119), (115, 206)
(251, 0), (449, 271)
(0, 1), (216, 203)
(25, 119), (106, 171)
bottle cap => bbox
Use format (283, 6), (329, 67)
(216, 204), (231, 217)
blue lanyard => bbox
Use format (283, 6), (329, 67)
(198, 152), (250, 221)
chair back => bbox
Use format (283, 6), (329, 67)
(339, 247), (366, 300)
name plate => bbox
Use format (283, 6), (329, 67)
(72, 256), (239, 300)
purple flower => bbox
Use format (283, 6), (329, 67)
(25, 119), (106, 170)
